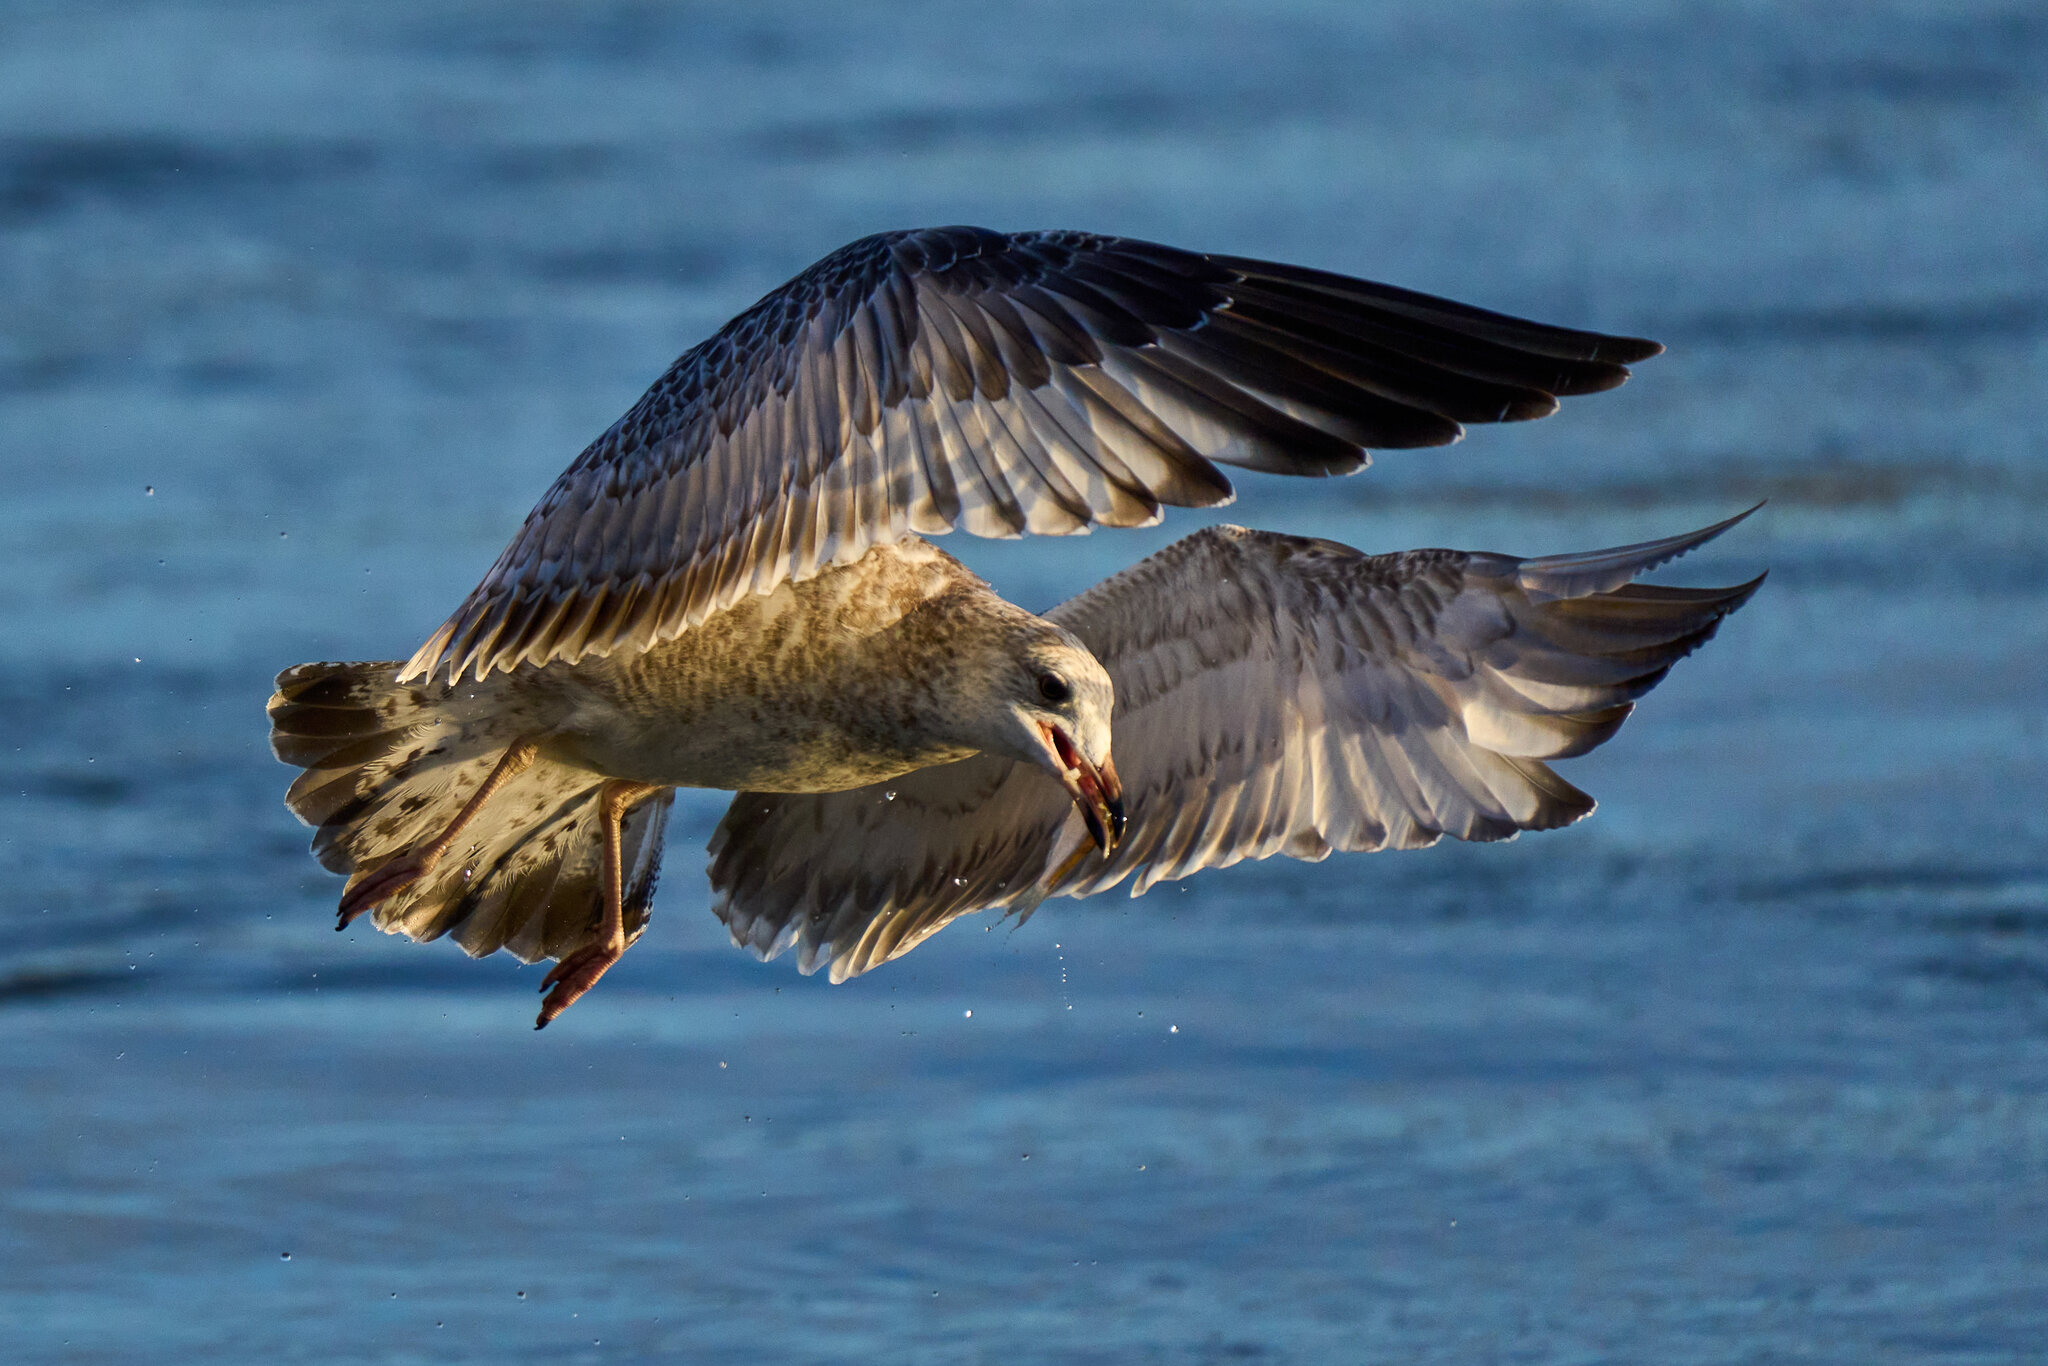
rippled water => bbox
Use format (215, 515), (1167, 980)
(4, 2), (2046, 1361)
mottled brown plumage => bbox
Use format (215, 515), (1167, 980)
(267, 225), (1755, 1027)
(276, 538), (1117, 1024)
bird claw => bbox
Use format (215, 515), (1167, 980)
(336, 853), (434, 928)
(535, 939), (624, 1029)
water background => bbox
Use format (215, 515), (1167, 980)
(3, 2), (2045, 1360)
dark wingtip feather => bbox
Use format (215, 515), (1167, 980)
(1717, 569), (1769, 617)
(1545, 361), (1636, 396)
(1592, 335), (1664, 365)
(1500, 394), (1561, 422)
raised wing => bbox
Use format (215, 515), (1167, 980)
(706, 510), (1762, 982)
(402, 226), (1661, 683)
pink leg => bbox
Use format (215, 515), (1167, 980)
(536, 780), (663, 1029)
(336, 738), (540, 929)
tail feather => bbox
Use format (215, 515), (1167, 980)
(267, 661), (672, 964)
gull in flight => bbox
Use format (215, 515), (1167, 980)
(268, 226), (1760, 1027)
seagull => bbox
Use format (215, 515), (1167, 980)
(267, 225), (1760, 1028)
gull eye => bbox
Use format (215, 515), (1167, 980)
(1036, 672), (1072, 706)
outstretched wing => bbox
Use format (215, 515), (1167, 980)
(706, 510), (1762, 982)
(402, 226), (1660, 683)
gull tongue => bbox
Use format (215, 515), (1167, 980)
(1045, 723), (1117, 855)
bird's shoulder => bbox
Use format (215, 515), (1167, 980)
(609, 535), (987, 670)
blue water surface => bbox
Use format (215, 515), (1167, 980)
(3, 2), (2045, 1361)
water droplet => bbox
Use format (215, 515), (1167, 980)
(1169, 1025), (1178, 1033)
(279, 1252), (291, 1261)
(883, 790), (896, 801)
(516, 1290), (526, 1299)
(144, 486), (154, 495)
(962, 1009), (972, 1018)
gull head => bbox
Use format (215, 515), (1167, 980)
(965, 620), (1124, 857)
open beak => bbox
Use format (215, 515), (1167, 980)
(1040, 722), (1126, 857)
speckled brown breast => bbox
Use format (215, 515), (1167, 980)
(529, 537), (1033, 792)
